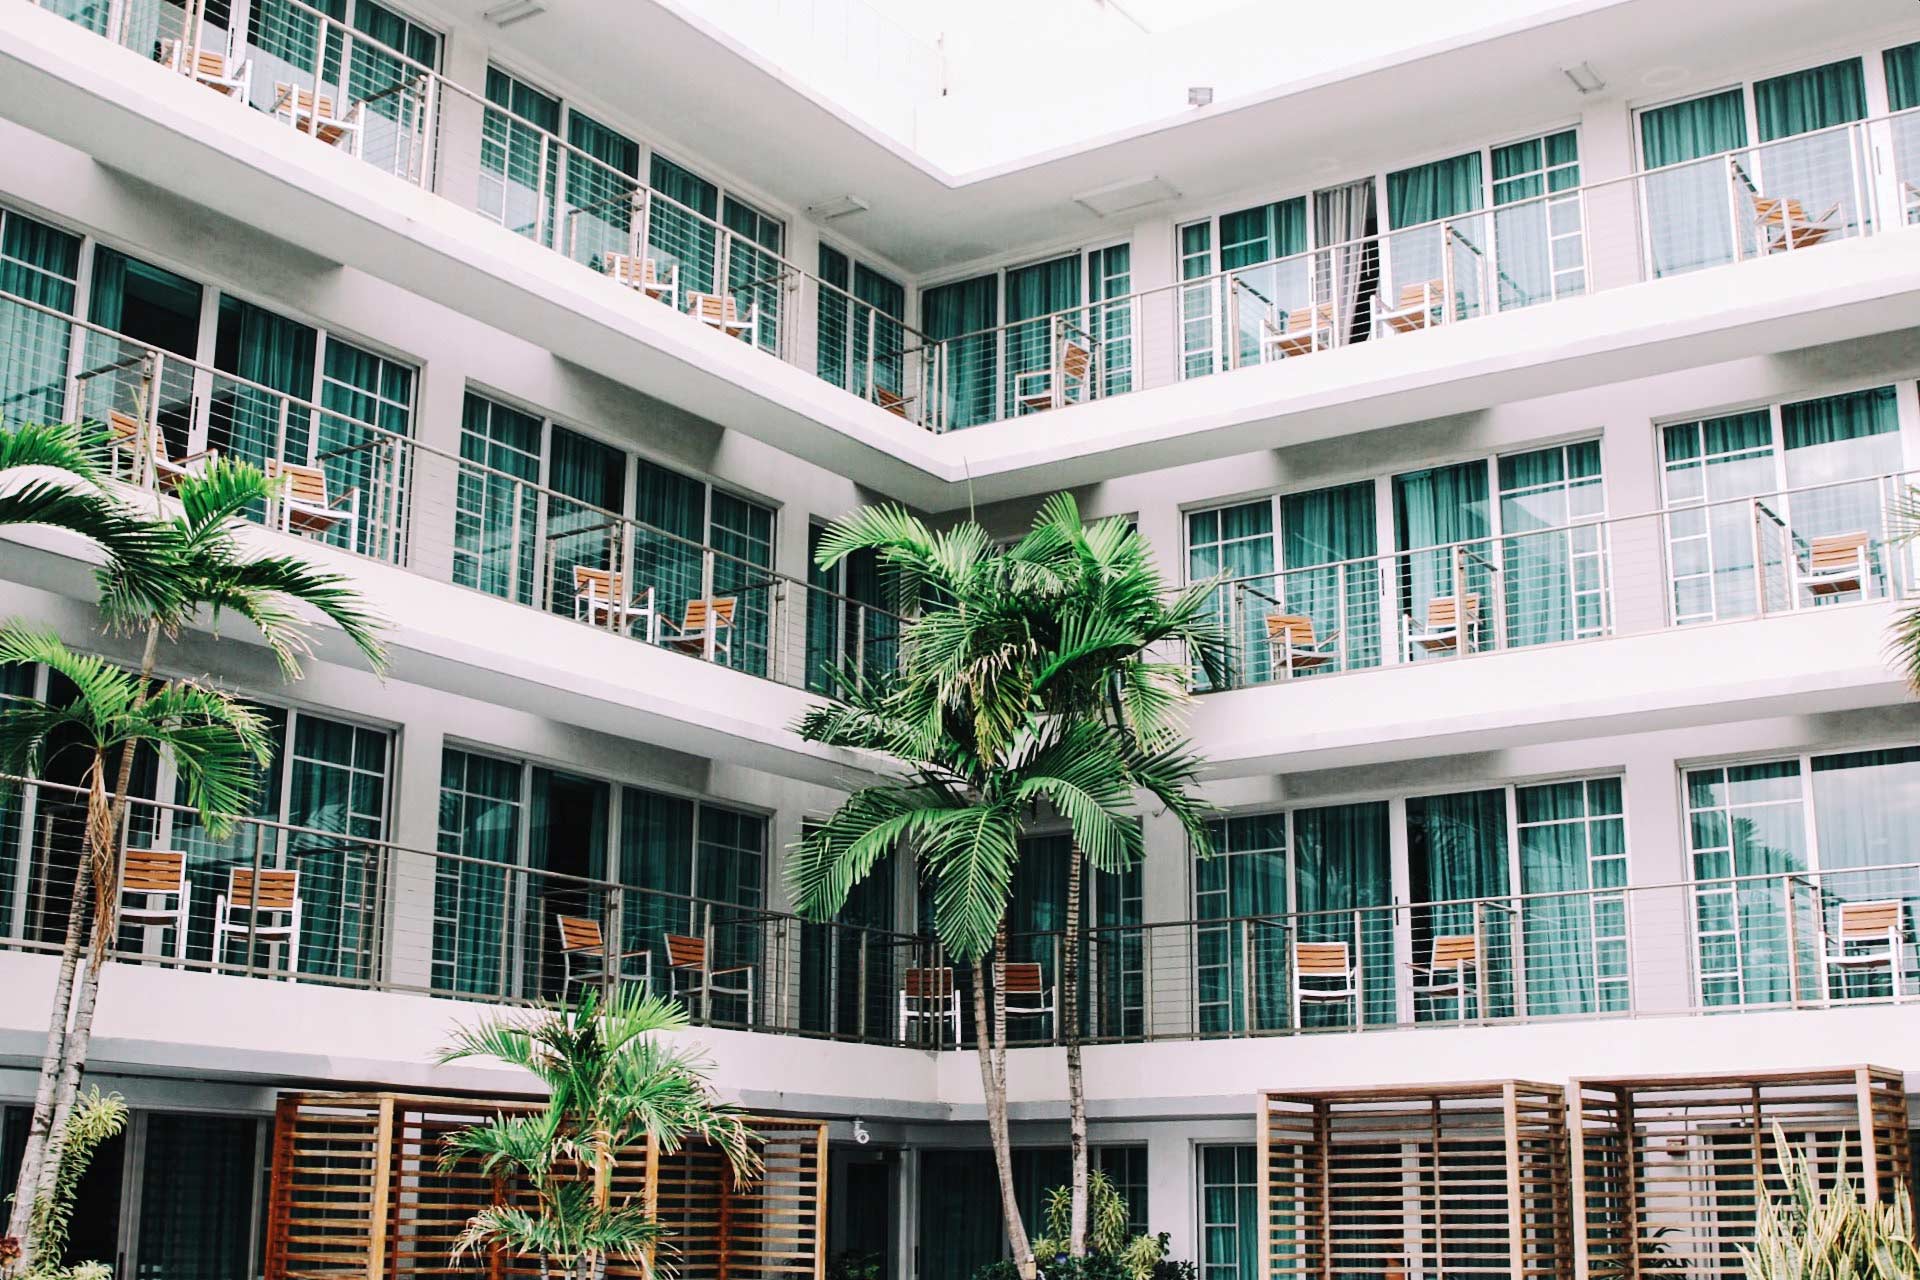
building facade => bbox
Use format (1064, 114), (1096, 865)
(1, 0), (1919, 1275)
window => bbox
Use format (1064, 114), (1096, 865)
(566, 111), (643, 271)
(1886, 43), (1920, 224)
(650, 157), (787, 352)
(1005, 832), (1141, 1039)
(0, 205), (81, 427)
(816, 244), (906, 401)
(922, 273), (999, 430)
(1195, 813), (1286, 1033)
(1514, 777), (1628, 1015)
(454, 392), (542, 605)
(1198, 1144), (1259, 1280)
(1097, 1145), (1150, 1236)
(805, 524), (899, 694)
(435, 747), (524, 995)
(1490, 130), (1585, 307)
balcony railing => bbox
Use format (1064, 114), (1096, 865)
(1201, 469), (1917, 690)
(4, 776), (1913, 1052)
(0, 285), (907, 696)
(28, 0), (1920, 435)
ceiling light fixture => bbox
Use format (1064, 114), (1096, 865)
(806, 195), (871, 222)
(482, 0), (545, 27)
(1188, 86), (1214, 108)
(1561, 62), (1605, 94)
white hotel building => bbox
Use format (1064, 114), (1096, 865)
(0, 0), (1918, 1275)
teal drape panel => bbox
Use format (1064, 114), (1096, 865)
(618, 786), (696, 972)
(1491, 130), (1584, 309)
(1220, 198), (1307, 365)
(137, 1113), (258, 1280)
(1515, 778), (1626, 1016)
(0, 210), (80, 427)
(171, 709), (285, 963)
(806, 531), (896, 695)
(545, 425), (625, 618)
(1010, 832), (1071, 997)
(649, 155), (719, 296)
(709, 489), (775, 676)
(480, 67), (561, 243)
(722, 196), (784, 352)
(632, 456), (706, 642)
(854, 262), (907, 398)
(815, 244), (851, 388)
(798, 836), (894, 1036)
(1087, 243), (1133, 395)
(1013, 1147), (1071, 1239)
(1406, 789), (1512, 1018)
(1753, 59), (1868, 241)
(918, 1151), (1002, 1280)
(1810, 749), (1920, 996)
(285, 715), (387, 981)
(1387, 153), (1485, 227)
(564, 111), (640, 270)
(435, 748), (522, 996)
(694, 806), (765, 1002)
(318, 340), (412, 555)
(1194, 813), (1286, 1034)
(1004, 254), (1082, 414)
(1754, 58), (1866, 142)
(1394, 461), (1492, 656)
(1781, 387), (1900, 585)
(1282, 481), (1379, 672)
(1294, 801), (1393, 1026)
(1498, 442), (1605, 648)
(1641, 89), (1749, 276)
(211, 295), (316, 469)
(1200, 1145), (1259, 1280)
(1188, 501), (1275, 686)
(1386, 153), (1484, 313)
(1687, 762), (1807, 1007)
(455, 392), (541, 605)
(1661, 411), (1775, 623)
(922, 274), (998, 429)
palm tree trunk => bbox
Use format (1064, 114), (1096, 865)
(975, 932), (1034, 1280)
(1064, 846), (1087, 1255)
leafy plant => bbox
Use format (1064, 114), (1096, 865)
(1739, 1125), (1920, 1280)
(1035, 1171), (1130, 1259)
(826, 1250), (884, 1280)
(5, 1086), (128, 1280)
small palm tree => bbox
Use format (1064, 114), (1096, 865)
(439, 984), (758, 1280)
(1887, 487), (1920, 695)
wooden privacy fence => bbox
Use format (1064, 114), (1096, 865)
(264, 1091), (827, 1280)
(1572, 1066), (1913, 1280)
(1258, 1081), (1572, 1280)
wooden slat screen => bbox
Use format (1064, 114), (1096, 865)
(1258, 1082), (1572, 1280)
(266, 1092), (828, 1280)
(1571, 1066), (1912, 1280)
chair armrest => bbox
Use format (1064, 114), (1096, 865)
(708, 963), (755, 976)
(329, 486), (361, 511)
(1013, 370), (1049, 394)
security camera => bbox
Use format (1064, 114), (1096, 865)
(852, 1118), (871, 1146)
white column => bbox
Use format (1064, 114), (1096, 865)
(1620, 749), (1692, 1016)
(1147, 1130), (1194, 1263)
(1127, 217), (1178, 393)
(382, 719), (445, 990)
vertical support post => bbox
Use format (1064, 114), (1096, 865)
(1503, 1083), (1525, 1280)
(814, 1121), (830, 1280)
(1239, 917), (1255, 1034)
(1440, 221), (1457, 325)
(700, 901), (715, 1023)
(1857, 1067), (1882, 1205)
(1256, 1094), (1272, 1280)
(366, 1095), (395, 1280)
(1783, 874), (1800, 1005)
(642, 1135), (661, 1277)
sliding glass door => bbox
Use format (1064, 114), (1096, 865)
(1195, 814), (1286, 1034)
(1498, 441), (1607, 647)
(1491, 130), (1585, 310)
(1406, 789), (1513, 1019)
(454, 392), (542, 605)
(1640, 88), (1749, 277)
(479, 67), (562, 244)
(435, 747), (523, 996)
(1188, 499), (1276, 686)
(1386, 153), (1485, 319)
(1281, 481), (1380, 673)
(1394, 461), (1494, 659)
(1294, 802), (1394, 1026)
(922, 274), (997, 430)
(1750, 59), (1869, 242)
(1515, 778), (1627, 1016)
(1686, 762), (1809, 1007)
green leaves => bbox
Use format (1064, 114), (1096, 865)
(1738, 1125), (1920, 1280)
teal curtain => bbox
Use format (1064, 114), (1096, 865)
(1219, 199), (1307, 365)
(211, 295), (316, 470)
(1199, 1145), (1259, 1280)
(709, 490), (775, 676)
(1087, 244), (1132, 396)
(481, 67), (561, 243)
(1754, 60), (1868, 241)
(723, 196), (784, 352)
(798, 837), (894, 1036)
(285, 715), (387, 981)
(649, 155), (719, 297)
(563, 112), (640, 270)
(922, 274), (997, 429)
(1687, 762), (1807, 1007)
(807, 530), (896, 695)
(1004, 255), (1081, 415)
(695, 805), (764, 1015)
(1887, 45), (1920, 222)
(1809, 749), (1920, 996)
(136, 1113), (258, 1280)
(1189, 501), (1275, 686)
(1394, 462), (1492, 657)
(1406, 789), (1512, 1018)
(1640, 89), (1749, 276)
(545, 426), (625, 620)
(618, 786), (696, 977)
(1009, 832), (1071, 1007)
(0, 210), (80, 427)
(1282, 481), (1379, 672)
(1491, 130), (1584, 309)
(170, 710), (284, 964)
(1386, 153), (1484, 316)
(855, 263), (907, 399)
(527, 768), (610, 999)
(1781, 387), (1900, 592)
(632, 456), (706, 642)
(1194, 813), (1286, 1033)
(434, 748), (521, 996)
(1294, 802), (1393, 1026)
(1498, 442), (1606, 648)
(1661, 411), (1776, 623)
(1388, 154), (1485, 227)
(1013, 1147), (1071, 1240)
(918, 1151), (1001, 1280)
(1754, 58), (1865, 142)
(82, 248), (201, 459)
(816, 244), (852, 388)
(318, 340), (412, 556)
(1516, 778), (1627, 1016)
(455, 393), (541, 605)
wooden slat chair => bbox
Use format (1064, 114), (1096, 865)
(663, 932), (754, 1024)
(1261, 303), (1336, 361)
(555, 914), (652, 995)
(1821, 899), (1906, 1000)
(266, 460), (360, 542)
(898, 965), (962, 1044)
(1792, 531), (1872, 601)
(1290, 939), (1359, 1028)
(107, 409), (216, 489)
(1372, 279), (1446, 338)
(1407, 933), (1482, 1020)
(1404, 592), (1481, 660)
(1749, 190), (1841, 255)
(660, 597), (735, 663)
(270, 81), (365, 154)
(1001, 961), (1057, 1040)
(1264, 613), (1341, 678)
(1013, 336), (1094, 414)
(119, 848), (190, 961)
(685, 292), (759, 345)
(871, 386), (916, 419)
(571, 567), (656, 638)
(159, 36), (252, 98)
(212, 867), (302, 975)
(600, 252), (679, 310)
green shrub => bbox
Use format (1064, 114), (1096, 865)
(1739, 1126), (1920, 1280)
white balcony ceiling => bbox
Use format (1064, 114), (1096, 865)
(433, 0), (1918, 273)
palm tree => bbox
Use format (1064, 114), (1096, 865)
(790, 497), (1222, 1273)
(1888, 487), (1920, 694)
(438, 984), (759, 1280)
(0, 624), (273, 1264)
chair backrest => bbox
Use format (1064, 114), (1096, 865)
(122, 848), (186, 894)
(1807, 532), (1870, 569)
(1838, 900), (1903, 940)
(1265, 614), (1317, 648)
(556, 914), (604, 953)
(904, 966), (957, 998)
(665, 932), (707, 968)
(1429, 934), (1479, 970)
(872, 386), (907, 416)
(227, 867), (299, 912)
(1427, 592), (1482, 628)
(107, 409), (141, 444)
(1289, 303), (1335, 332)
(602, 254), (661, 288)
(1002, 962), (1046, 995)
(1060, 341), (1093, 382)
(1294, 940), (1351, 976)
(689, 293), (738, 324)
(1401, 280), (1441, 309)
(683, 597), (737, 632)
(573, 566), (622, 599)
(266, 460), (329, 505)
(274, 82), (334, 119)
